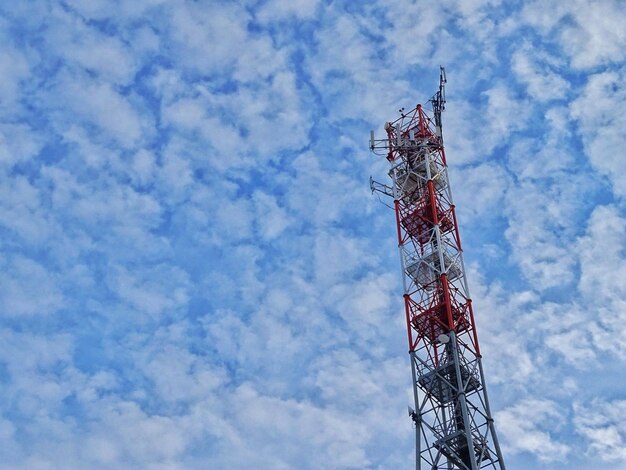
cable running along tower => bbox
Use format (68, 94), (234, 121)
(370, 69), (505, 470)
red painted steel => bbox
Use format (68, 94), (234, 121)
(388, 109), (475, 353)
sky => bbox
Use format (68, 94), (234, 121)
(0, 0), (625, 468)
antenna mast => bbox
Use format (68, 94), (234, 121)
(432, 66), (446, 138)
(370, 69), (505, 470)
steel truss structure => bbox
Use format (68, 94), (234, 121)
(370, 68), (505, 470)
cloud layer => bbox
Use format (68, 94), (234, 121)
(0, 1), (625, 468)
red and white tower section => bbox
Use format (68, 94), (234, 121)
(370, 69), (506, 470)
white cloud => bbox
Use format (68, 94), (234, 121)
(107, 264), (189, 319)
(130, 149), (156, 187)
(42, 166), (162, 231)
(496, 398), (570, 462)
(519, 0), (570, 33)
(213, 71), (312, 159)
(449, 162), (510, 220)
(80, 400), (189, 466)
(571, 68), (626, 198)
(0, 45), (30, 108)
(252, 190), (290, 241)
(213, 197), (254, 242)
(314, 230), (368, 285)
(467, 276), (536, 386)
(63, 0), (118, 20)
(220, 383), (372, 469)
(521, 0), (626, 69)
(285, 152), (366, 228)
(0, 256), (64, 316)
(506, 107), (576, 179)
(0, 172), (58, 247)
(444, 84), (530, 165)
(511, 43), (570, 101)
(305, 9), (412, 124)
(159, 51), (312, 171)
(50, 76), (147, 148)
(331, 273), (398, 347)
(483, 83), (529, 138)
(131, 330), (227, 403)
(504, 180), (578, 289)
(575, 205), (626, 360)
(574, 399), (626, 462)
(44, 6), (137, 85)
(256, 0), (319, 22)
(168, 2), (249, 76)
(577, 205), (626, 301)
(544, 328), (595, 365)
(558, 1), (626, 69)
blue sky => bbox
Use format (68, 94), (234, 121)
(0, 0), (625, 468)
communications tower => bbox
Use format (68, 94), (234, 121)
(370, 68), (505, 469)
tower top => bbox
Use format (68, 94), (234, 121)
(430, 66), (446, 138)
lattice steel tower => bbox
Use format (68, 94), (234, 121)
(370, 68), (505, 470)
